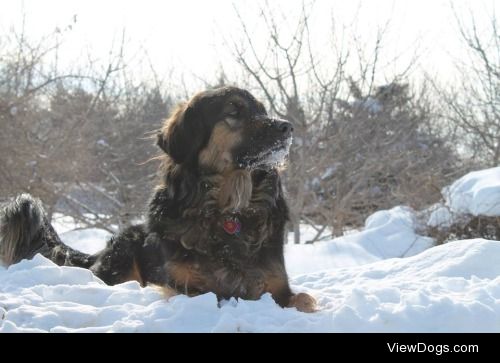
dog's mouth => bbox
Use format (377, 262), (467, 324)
(238, 136), (292, 169)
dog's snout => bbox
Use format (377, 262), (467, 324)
(276, 120), (293, 135)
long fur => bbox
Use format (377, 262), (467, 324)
(218, 170), (253, 211)
(0, 86), (316, 312)
(0, 194), (100, 269)
(0, 194), (45, 266)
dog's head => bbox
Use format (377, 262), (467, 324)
(157, 86), (293, 172)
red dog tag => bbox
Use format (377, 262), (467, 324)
(223, 217), (241, 235)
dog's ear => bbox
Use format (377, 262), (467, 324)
(157, 101), (208, 164)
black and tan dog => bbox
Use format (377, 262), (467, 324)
(0, 86), (316, 312)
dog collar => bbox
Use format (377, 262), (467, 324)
(223, 216), (241, 235)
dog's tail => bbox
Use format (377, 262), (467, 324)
(1, 193), (98, 268)
(0, 193), (47, 266)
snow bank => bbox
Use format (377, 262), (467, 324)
(286, 207), (433, 276)
(443, 166), (500, 217)
(1, 239), (499, 332)
(427, 204), (454, 228)
(426, 167), (500, 229)
(298, 238), (500, 332)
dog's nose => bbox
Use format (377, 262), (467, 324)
(277, 120), (293, 135)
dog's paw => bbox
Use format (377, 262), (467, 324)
(150, 284), (178, 300)
(288, 292), (317, 313)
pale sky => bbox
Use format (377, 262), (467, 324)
(0, 0), (498, 87)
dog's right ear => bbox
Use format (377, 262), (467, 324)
(157, 102), (208, 164)
(157, 104), (183, 159)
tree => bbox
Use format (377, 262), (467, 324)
(441, 7), (500, 166)
(229, 2), (346, 242)
(229, 2), (459, 240)
(316, 81), (459, 233)
(0, 24), (172, 231)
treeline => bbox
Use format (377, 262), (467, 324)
(1, 4), (498, 241)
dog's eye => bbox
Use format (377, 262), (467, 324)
(226, 102), (242, 118)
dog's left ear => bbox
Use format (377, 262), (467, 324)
(157, 101), (209, 164)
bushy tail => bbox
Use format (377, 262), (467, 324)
(0, 194), (46, 266)
(0, 193), (97, 268)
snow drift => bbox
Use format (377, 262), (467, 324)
(1, 239), (499, 332)
(444, 166), (500, 217)
(428, 166), (500, 228)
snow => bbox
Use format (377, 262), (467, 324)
(426, 167), (500, 229)
(285, 207), (433, 276)
(427, 204), (454, 228)
(52, 214), (109, 254)
(1, 168), (500, 332)
(321, 164), (339, 180)
(60, 229), (109, 255)
(2, 239), (499, 332)
(261, 136), (293, 167)
(443, 166), (500, 217)
(353, 97), (383, 114)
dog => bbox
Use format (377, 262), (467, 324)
(0, 86), (316, 313)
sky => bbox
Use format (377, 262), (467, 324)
(0, 0), (497, 87)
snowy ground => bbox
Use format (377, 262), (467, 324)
(428, 166), (500, 228)
(1, 167), (499, 332)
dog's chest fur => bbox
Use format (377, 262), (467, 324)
(147, 168), (288, 300)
